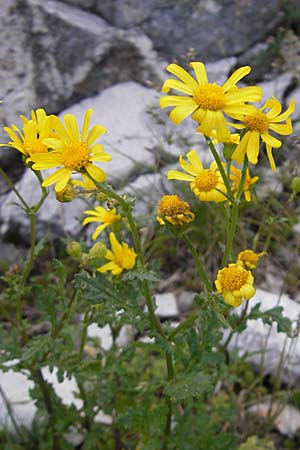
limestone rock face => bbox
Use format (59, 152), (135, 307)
(20, 0), (165, 112)
(62, 0), (283, 61)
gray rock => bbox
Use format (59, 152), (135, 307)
(0, 169), (87, 243)
(20, 0), (164, 112)
(0, 0), (37, 166)
(61, 0), (283, 62)
(177, 290), (195, 313)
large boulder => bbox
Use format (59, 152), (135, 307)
(62, 0), (283, 62)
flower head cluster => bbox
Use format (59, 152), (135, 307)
(0, 108), (53, 160)
(237, 249), (265, 270)
(157, 194), (194, 226)
(230, 166), (259, 202)
(168, 150), (227, 203)
(160, 62), (262, 141)
(31, 109), (111, 192)
(98, 232), (137, 276)
(215, 262), (255, 307)
(231, 97), (295, 171)
(83, 206), (121, 240)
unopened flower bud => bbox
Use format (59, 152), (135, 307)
(66, 241), (82, 258)
(56, 183), (76, 203)
(291, 176), (300, 194)
(223, 143), (237, 162)
(96, 192), (109, 203)
(89, 242), (107, 259)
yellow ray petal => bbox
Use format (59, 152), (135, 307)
(166, 63), (199, 90)
(42, 167), (71, 189)
(189, 62), (208, 86)
(266, 144), (276, 171)
(86, 124), (107, 146)
(64, 114), (79, 141)
(169, 104), (199, 124)
(167, 170), (195, 182)
(222, 66), (251, 91)
(160, 95), (196, 108)
(261, 132), (281, 148)
(161, 79), (194, 95)
(186, 150), (204, 172)
(81, 109), (93, 141)
(85, 163), (107, 182)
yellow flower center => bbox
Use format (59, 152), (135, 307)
(104, 210), (120, 224)
(158, 195), (190, 216)
(61, 141), (90, 170)
(115, 254), (123, 267)
(193, 83), (226, 110)
(244, 111), (269, 133)
(219, 266), (248, 291)
(23, 139), (48, 155)
(195, 169), (218, 192)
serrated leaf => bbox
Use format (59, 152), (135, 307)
(164, 371), (213, 401)
(34, 237), (48, 258)
(249, 303), (292, 337)
(74, 271), (115, 304)
(52, 258), (67, 283)
(122, 269), (160, 283)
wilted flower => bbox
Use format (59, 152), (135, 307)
(237, 249), (265, 270)
(157, 194), (194, 226)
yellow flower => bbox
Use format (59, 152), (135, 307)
(98, 232), (137, 275)
(231, 97), (295, 170)
(230, 166), (259, 201)
(83, 206), (121, 240)
(31, 109), (112, 192)
(1, 109), (53, 158)
(168, 150), (227, 202)
(160, 62), (262, 141)
(72, 174), (96, 191)
(215, 263), (255, 307)
(237, 249), (266, 270)
(157, 194), (194, 225)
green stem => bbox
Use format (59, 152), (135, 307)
(205, 136), (233, 199)
(221, 158), (248, 267)
(221, 201), (239, 267)
(0, 167), (29, 210)
(168, 311), (199, 340)
(222, 300), (249, 350)
(182, 234), (213, 292)
(31, 368), (62, 450)
(94, 182), (176, 445)
(79, 307), (92, 358)
(97, 184), (165, 337)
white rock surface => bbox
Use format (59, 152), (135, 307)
(154, 292), (179, 318)
(249, 400), (300, 437)
(0, 366), (82, 431)
(226, 288), (300, 384)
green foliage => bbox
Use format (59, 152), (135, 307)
(248, 303), (293, 336)
(238, 436), (276, 450)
